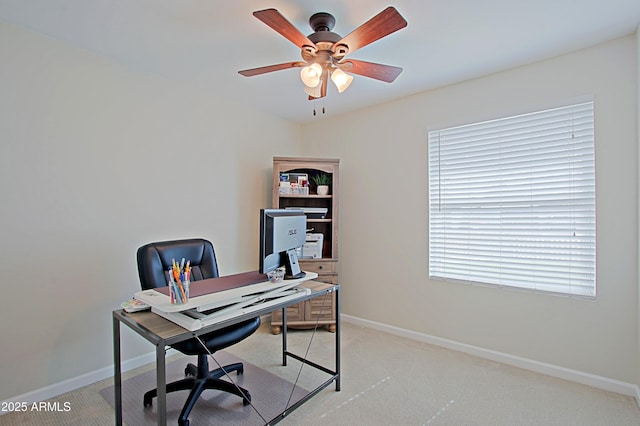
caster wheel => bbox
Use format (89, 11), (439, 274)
(185, 364), (197, 377)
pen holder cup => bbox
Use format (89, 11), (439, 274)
(267, 267), (285, 283)
(170, 281), (190, 304)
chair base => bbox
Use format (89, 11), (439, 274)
(143, 361), (251, 426)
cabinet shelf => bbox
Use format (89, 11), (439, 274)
(279, 194), (333, 199)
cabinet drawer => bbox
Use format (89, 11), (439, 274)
(301, 260), (337, 274)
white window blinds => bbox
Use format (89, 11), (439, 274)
(428, 102), (595, 297)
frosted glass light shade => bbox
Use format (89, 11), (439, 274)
(304, 84), (322, 98)
(300, 63), (323, 87)
(330, 68), (353, 93)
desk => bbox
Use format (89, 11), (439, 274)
(113, 280), (340, 425)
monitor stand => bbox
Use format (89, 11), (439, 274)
(284, 248), (306, 280)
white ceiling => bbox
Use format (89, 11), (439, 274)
(1, 0), (639, 123)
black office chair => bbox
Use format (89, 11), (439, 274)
(137, 238), (261, 426)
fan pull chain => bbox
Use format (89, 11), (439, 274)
(312, 100), (326, 117)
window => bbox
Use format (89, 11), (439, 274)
(428, 101), (595, 297)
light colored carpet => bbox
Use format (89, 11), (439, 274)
(1, 319), (639, 425)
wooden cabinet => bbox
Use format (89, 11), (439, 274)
(271, 280), (336, 333)
(270, 157), (339, 334)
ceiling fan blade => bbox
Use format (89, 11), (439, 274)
(253, 9), (317, 50)
(334, 7), (407, 55)
(238, 61), (306, 77)
(338, 59), (403, 83)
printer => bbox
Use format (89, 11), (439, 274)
(296, 233), (324, 259)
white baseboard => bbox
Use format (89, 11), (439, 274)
(342, 314), (640, 407)
(0, 349), (177, 414)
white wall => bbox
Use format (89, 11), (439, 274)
(637, 27), (640, 387)
(302, 35), (639, 384)
(0, 22), (301, 401)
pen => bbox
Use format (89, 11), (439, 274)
(177, 281), (186, 302)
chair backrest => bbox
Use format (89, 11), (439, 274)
(137, 238), (219, 290)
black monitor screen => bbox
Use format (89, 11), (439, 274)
(259, 208), (307, 278)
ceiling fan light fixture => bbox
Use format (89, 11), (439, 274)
(300, 63), (323, 87)
(330, 68), (354, 93)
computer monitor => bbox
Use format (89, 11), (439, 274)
(259, 208), (307, 279)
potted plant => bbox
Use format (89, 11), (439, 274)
(312, 173), (332, 195)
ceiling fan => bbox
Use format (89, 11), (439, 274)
(238, 7), (408, 100)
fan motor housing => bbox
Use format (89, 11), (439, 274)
(308, 12), (342, 43)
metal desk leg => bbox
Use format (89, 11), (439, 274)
(335, 287), (341, 391)
(156, 344), (167, 425)
(281, 306), (288, 366)
(113, 315), (122, 426)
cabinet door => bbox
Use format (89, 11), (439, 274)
(305, 292), (335, 322)
(271, 302), (304, 323)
